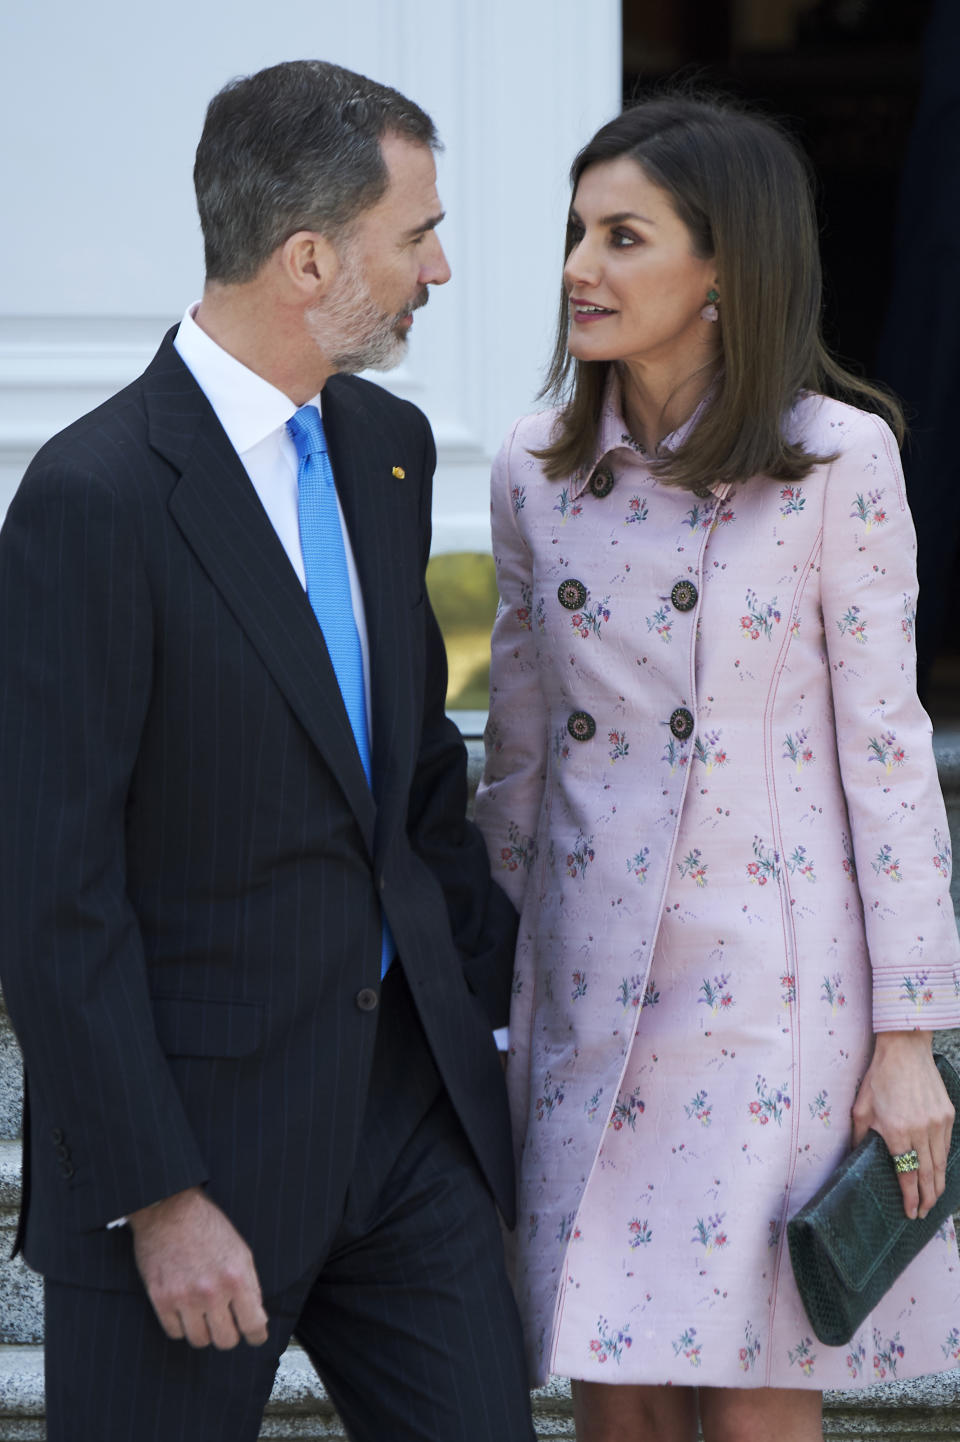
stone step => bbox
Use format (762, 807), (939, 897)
(2, 1342), (960, 1440)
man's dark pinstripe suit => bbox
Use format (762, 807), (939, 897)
(0, 331), (532, 1438)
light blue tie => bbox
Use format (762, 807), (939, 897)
(288, 404), (394, 978)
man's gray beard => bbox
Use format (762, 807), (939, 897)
(309, 256), (410, 375)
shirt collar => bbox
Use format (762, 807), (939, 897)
(174, 303), (320, 455)
(571, 371), (726, 501)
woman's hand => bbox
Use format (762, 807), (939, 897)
(852, 1031), (954, 1220)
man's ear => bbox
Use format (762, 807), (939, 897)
(279, 231), (340, 300)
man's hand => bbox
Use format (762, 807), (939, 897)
(128, 1186), (269, 1348)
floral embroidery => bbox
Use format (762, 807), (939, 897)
(499, 820), (535, 873)
(749, 1075), (791, 1126)
(837, 605), (867, 643)
(691, 1213), (728, 1253)
(684, 500), (716, 531)
(628, 1217), (653, 1248)
(782, 729), (814, 773)
(780, 974), (796, 1005)
(617, 974), (645, 1009)
(739, 1323), (761, 1371)
(872, 843), (903, 881)
(846, 1339), (867, 1379)
(627, 848), (650, 883)
(779, 485), (806, 515)
(662, 736), (690, 773)
(643, 978), (661, 1008)
(625, 495), (649, 524)
(589, 1317), (632, 1364)
(821, 973), (846, 1013)
(740, 589), (781, 640)
(788, 1337), (816, 1376)
(511, 484), (526, 515)
(677, 848), (708, 886)
(535, 1071), (564, 1121)
(713, 504), (736, 527)
(933, 828), (951, 880)
(584, 1087), (604, 1122)
(608, 730), (629, 762)
(768, 1218), (782, 1249)
(684, 1089), (712, 1126)
(566, 832), (595, 880)
(872, 1328), (904, 1380)
(672, 1327), (703, 1367)
(867, 730), (906, 772)
(698, 975), (733, 1012)
(553, 487), (582, 522)
(787, 845), (816, 882)
(609, 1088), (645, 1131)
(571, 970), (588, 1000)
(747, 836), (780, 885)
(694, 729), (728, 773)
(901, 972), (934, 1011)
(516, 582), (533, 631)
(851, 489), (887, 530)
(902, 594), (916, 644)
(572, 597), (611, 640)
(646, 604), (673, 643)
(809, 1090), (831, 1125)
(841, 833), (857, 884)
(941, 1327), (960, 1362)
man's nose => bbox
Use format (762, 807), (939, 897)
(423, 233), (452, 287)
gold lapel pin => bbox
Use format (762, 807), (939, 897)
(392, 465), (405, 480)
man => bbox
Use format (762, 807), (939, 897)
(0, 60), (533, 1442)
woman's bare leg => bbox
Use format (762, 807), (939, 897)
(699, 1386), (823, 1442)
(571, 1380), (698, 1442)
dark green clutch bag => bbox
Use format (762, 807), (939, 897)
(787, 1053), (960, 1347)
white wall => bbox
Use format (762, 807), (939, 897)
(0, 0), (621, 552)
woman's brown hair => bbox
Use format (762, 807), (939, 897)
(535, 93), (903, 490)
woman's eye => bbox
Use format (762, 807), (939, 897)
(611, 229), (638, 248)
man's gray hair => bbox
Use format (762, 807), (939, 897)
(194, 59), (439, 285)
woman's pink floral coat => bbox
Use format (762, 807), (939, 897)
(475, 389), (960, 1390)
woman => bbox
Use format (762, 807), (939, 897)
(475, 95), (960, 1442)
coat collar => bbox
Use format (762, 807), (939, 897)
(571, 373), (728, 502)
(143, 331), (379, 853)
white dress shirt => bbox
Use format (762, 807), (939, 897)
(173, 304), (373, 745)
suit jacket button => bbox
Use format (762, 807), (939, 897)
(355, 988), (379, 1012)
(669, 706), (695, 741)
(51, 1128), (64, 1145)
(59, 1161), (75, 1179)
(55, 1143), (70, 1160)
(567, 711), (596, 743)
(557, 578), (588, 611)
(670, 580), (698, 612)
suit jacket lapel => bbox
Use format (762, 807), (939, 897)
(143, 337), (377, 851)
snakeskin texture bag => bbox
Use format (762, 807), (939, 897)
(788, 1053), (960, 1346)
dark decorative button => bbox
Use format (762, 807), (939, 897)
(589, 467), (615, 498)
(670, 580), (698, 612)
(557, 578), (587, 611)
(669, 707), (695, 741)
(59, 1161), (75, 1179)
(693, 485), (712, 498)
(51, 1128), (63, 1145)
(355, 988), (379, 1012)
(567, 711), (597, 743)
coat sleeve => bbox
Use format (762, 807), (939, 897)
(0, 457), (208, 1231)
(403, 413), (518, 1029)
(473, 419), (549, 915)
(820, 409), (960, 1032)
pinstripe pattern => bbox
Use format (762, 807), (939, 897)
(0, 331), (523, 1423)
(43, 969), (534, 1442)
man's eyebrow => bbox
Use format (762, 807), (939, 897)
(570, 207), (657, 227)
(403, 210), (445, 239)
